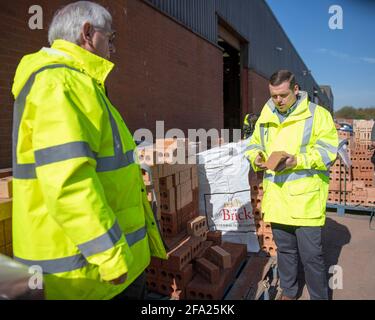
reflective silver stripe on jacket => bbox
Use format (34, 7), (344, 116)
(77, 222), (123, 258)
(300, 103), (317, 153)
(14, 254), (88, 274)
(13, 64), (135, 179)
(246, 144), (265, 152)
(316, 139), (338, 167)
(126, 226), (147, 247)
(264, 169), (329, 183)
(14, 226), (147, 274)
(34, 141), (97, 166)
(259, 124), (265, 150)
(316, 139), (338, 154)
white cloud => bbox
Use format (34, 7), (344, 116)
(316, 48), (351, 60)
(317, 49), (375, 65)
(360, 57), (375, 64)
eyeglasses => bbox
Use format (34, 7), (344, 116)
(93, 26), (116, 44)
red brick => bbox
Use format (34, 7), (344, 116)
(161, 211), (178, 227)
(261, 244), (278, 257)
(160, 263), (193, 287)
(161, 221), (178, 237)
(191, 166), (198, 179)
(167, 243), (192, 271)
(160, 187), (176, 213)
(178, 202), (195, 224)
(145, 265), (159, 280)
(253, 209), (263, 220)
(263, 222), (272, 234)
(159, 176), (174, 190)
(158, 268), (169, 282)
(186, 268), (232, 300)
(145, 278), (158, 292)
(163, 231), (190, 252)
(0, 169), (12, 179)
(221, 242), (247, 269)
(262, 233), (274, 245)
(195, 258), (220, 283)
(150, 256), (163, 267)
(196, 240), (214, 259)
(186, 236), (204, 259)
(0, 177), (12, 198)
(192, 188), (199, 210)
(255, 220), (264, 236)
(205, 245), (232, 269)
(251, 196), (262, 210)
(179, 169), (191, 184)
(207, 230), (222, 245)
(187, 216), (207, 236)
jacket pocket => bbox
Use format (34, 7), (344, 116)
(287, 179), (322, 219)
(116, 205), (145, 235)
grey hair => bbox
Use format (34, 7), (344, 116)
(48, 1), (112, 45)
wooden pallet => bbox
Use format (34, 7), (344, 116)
(224, 253), (277, 300)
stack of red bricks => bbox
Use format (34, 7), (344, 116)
(141, 139), (249, 300)
(139, 138), (199, 232)
(249, 171), (277, 257)
(0, 168), (13, 257)
(328, 119), (375, 206)
(145, 220), (208, 300)
(146, 217), (247, 300)
(158, 164), (199, 238)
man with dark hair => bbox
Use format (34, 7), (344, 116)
(246, 69), (338, 300)
(269, 69), (296, 88)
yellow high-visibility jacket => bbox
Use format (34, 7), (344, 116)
(11, 40), (167, 299)
(245, 92), (338, 226)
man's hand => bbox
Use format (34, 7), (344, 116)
(274, 153), (297, 172)
(284, 154), (297, 169)
(108, 273), (127, 285)
(254, 152), (267, 170)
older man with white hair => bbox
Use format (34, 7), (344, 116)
(11, 1), (167, 300)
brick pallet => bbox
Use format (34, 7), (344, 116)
(330, 119), (375, 207)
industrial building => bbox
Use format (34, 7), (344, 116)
(0, 0), (333, 169)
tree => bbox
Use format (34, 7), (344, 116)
(335, 106), (375, 120)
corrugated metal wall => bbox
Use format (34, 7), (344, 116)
(146, 0), (331, 109)
(148, 0), (217, 43)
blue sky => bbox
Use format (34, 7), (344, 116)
(266, 0), (375, 110)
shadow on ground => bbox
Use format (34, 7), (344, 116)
(296, 216), (351, 300)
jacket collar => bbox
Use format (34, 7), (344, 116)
(259, 91), (312, 125)
(51, 39), (114, 86)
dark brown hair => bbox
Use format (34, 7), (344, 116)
(269, 70), (296, 89)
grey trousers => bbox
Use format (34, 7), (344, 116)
(271, 223), (328, 300)
(111, 272), (147, 300)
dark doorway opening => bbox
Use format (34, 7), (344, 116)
(219, 38), (241, 142)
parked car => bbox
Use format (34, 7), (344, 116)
(338, 123), (354, 134)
